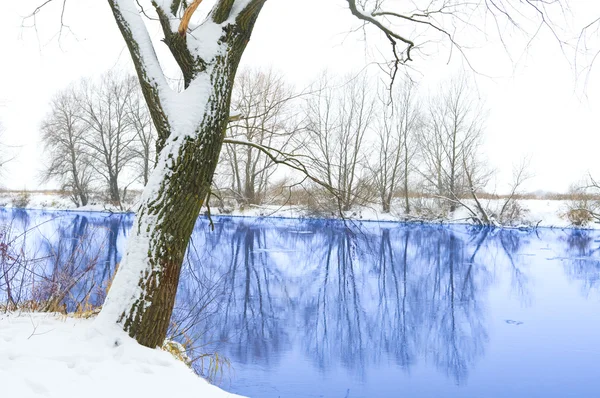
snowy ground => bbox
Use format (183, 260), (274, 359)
(0, 191), (134, 213)
(0, 312), (243, 398)
(205, 199), (596, 229)
(0, 191), (596, 229)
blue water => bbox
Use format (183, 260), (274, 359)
(0, 209), (599, 397)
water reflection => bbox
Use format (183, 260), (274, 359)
(1, 210), (599, 397)
(175, 220), (600, 396)
(560, 230), (600, 294)
(174, 223), (496, 385)
(0, 209), (130, 310)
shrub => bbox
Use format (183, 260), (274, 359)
(12, 190), (31, 209)
(495, 199), (529, 226)
(565, 208), (595, 227)
(411, 196), (448, 220)
(1, 221), (107, 314)
(563, 183), (600, 227)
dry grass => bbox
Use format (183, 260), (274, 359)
(162, 318), (232, 382)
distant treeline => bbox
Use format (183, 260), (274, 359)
(42, 67), (592, 225)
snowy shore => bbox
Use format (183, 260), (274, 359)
(0, 313), (243, 398)
(1, 191), (597, 230)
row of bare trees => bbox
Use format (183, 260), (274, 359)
(41, 68), (524, 222)
(40, 72), (154, 208)
(220, 69), (303, 206)
(215, 70), (499, 218)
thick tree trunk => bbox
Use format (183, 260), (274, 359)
(100, 71), (238, 348)
(98, 0), (266, 348)
(99, 74), (235, 348)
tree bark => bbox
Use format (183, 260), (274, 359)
(98, 0), (266, 348)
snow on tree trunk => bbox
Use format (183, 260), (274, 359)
(96, 0), (266, 348)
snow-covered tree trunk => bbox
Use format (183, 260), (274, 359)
(97, 0), (266, 348)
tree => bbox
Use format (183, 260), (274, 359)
(125, 82), (156, 186)
(493, 157), (532, 225)
(94, 0), (271, 348)
(371, 81), (421, 214)
(32, 0), (570, 348)
(80, 72), (138, 207)
(419, 76), (490, 212)
(304, 73), (374, 212)
(0, 120), (16, 180)
(222, 68), (300, 205)
(40, 84), (94, 207)
(564, 174), (600, 226)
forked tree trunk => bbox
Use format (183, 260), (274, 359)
(97, 0), (266, 348)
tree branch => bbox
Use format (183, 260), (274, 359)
(222, 138), (340, 201)
(108, 0), (172, 151)
(178, 0), (204, 35)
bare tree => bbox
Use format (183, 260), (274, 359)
(0, 118), (16, 178)
(371, 80), (421, 214)
(304, 73), (375, 212)
(495, 157), (532, 224)
(419, 76), (490, 212)
(222, 68), (301, 205)
(565, 174), (600, 226)
(40, 84), (93, 206)
(80, 72), (137, 207)
(125, 81), (156, 186)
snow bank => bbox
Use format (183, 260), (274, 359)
(210, 199), (600, 229)
(1, 191), (598, 229)
(0, 313), (243, 398)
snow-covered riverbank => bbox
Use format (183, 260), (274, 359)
(0, 313), (242, 398)
(0, 191), (596, 229)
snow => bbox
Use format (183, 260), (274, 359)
(206, 199), (600, 229)
(112, 0), (171, 94)
(0, 312), (243, 398)
(186, 20), (226, 64)
(0, 192), (137, 213)
(2, 191), (599, 229)
(95, 210), (155, 328)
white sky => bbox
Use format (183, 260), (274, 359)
(1, 0), (600, 193)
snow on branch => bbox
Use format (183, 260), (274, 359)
(346, 0), (417, 62)
(111, 0), (169, 92)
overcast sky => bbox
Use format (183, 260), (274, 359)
(1, 0), (600, 193)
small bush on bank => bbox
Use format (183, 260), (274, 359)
(563, 183), (600, 227)
(12, 190), (30, 209)
(565, 207), (595, 227)
(411, 197), (449, 220)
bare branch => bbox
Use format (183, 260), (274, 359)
(222, 138), (340, 201)
(178, 0), (204, 36)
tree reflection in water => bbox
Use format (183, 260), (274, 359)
(177, 220), (523, 383)
(0, 209), (131, 310)
(560, 229), (600, 294)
